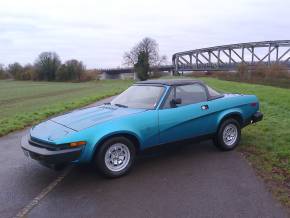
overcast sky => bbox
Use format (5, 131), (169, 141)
(0, 0), (288, 68)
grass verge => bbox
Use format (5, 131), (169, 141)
(0, 80), (133, 136)
(200, 77), (290, 209)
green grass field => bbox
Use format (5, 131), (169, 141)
(200, 77), (290, 206)
(0, 80), (133, 136)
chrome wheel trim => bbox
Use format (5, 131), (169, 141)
(104, 143), (130, 172)
(222, 123), (238, 147)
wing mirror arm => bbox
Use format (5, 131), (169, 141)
(170, 98), (182, 107)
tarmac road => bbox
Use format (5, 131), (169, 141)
(0, 97), (287, 218)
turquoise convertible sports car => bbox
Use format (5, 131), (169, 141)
(21, 79), (263, 178)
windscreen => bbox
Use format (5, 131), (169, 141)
(207, 85), (222, 97)
(111, 85), (165, 109)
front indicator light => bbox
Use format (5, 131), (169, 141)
(69, 141), (86, 147)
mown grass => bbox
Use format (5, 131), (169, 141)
(200, 77), (290, 207)
(0, 80), (133, 136)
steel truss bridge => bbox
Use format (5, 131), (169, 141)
(99, 40), (290, 77)
(173, 40), (290, 73)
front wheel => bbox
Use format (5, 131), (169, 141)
(214, 118), (241, 151)
(95, 136), (136, 178)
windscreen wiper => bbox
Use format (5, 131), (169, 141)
(114, 103), (128, 108)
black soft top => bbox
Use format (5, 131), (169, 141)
(135, 79), (204, 86)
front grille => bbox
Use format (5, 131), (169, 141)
(29, 137), (58, 151)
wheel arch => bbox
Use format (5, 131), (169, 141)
(92, 131), (141, 161)
(217, 111), (244, 133)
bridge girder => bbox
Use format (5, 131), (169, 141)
(172, 40), (290, 73)
(98, 65), (174, 74)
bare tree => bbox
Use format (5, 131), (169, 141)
(123, 37), (166, 67)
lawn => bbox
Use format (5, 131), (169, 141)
(200, 77), (290, 206)
(0, 80), (133, 136)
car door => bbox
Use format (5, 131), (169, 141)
(158, 83), (214, 144)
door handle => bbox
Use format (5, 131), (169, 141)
(201, 105), (209, 110)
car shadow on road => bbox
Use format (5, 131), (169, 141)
(70, 139), (222, 180)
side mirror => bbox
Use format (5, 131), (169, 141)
(170, 98), (182, 107)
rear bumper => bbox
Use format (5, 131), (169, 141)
(21, 135), (82, 166)
(251, 111), (263, 123)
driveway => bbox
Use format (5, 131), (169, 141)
(0, 97), (287, 218)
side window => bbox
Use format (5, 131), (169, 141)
(176, 84), (207, 106)
(162, 88), (174, 109)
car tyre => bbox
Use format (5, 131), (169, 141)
(214, 118), (241, 151)
(95, 136), (136, 178)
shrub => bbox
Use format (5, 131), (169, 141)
(236, 63), (290, 81)
(209, 63), (290, 88)
(65, 59), (85, 81)
(265, 64), (289, 79)
(81, 69), (100, 81)
(134, 51), (149, 81)
(237, 64), (249, 80)
(34, 52), (61, 81)
(8, 62), (24, 79)
(251, 64), (267, 79)
(56, 64), (70, 81)
(56, 60), (86, 81)
(7, 63), (38, 80)
(150, 70), (167, 78)
(0, 64), (6, 79)
(23, 64), (38, 80)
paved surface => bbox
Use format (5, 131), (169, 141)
(0, 97), (287, 218)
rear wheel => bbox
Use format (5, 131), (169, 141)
(95, 136), (136, 178)
(214, 118), (241, 151)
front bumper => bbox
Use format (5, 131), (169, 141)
(21, 135), (82, 166)
(251, 111), (263, 123)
